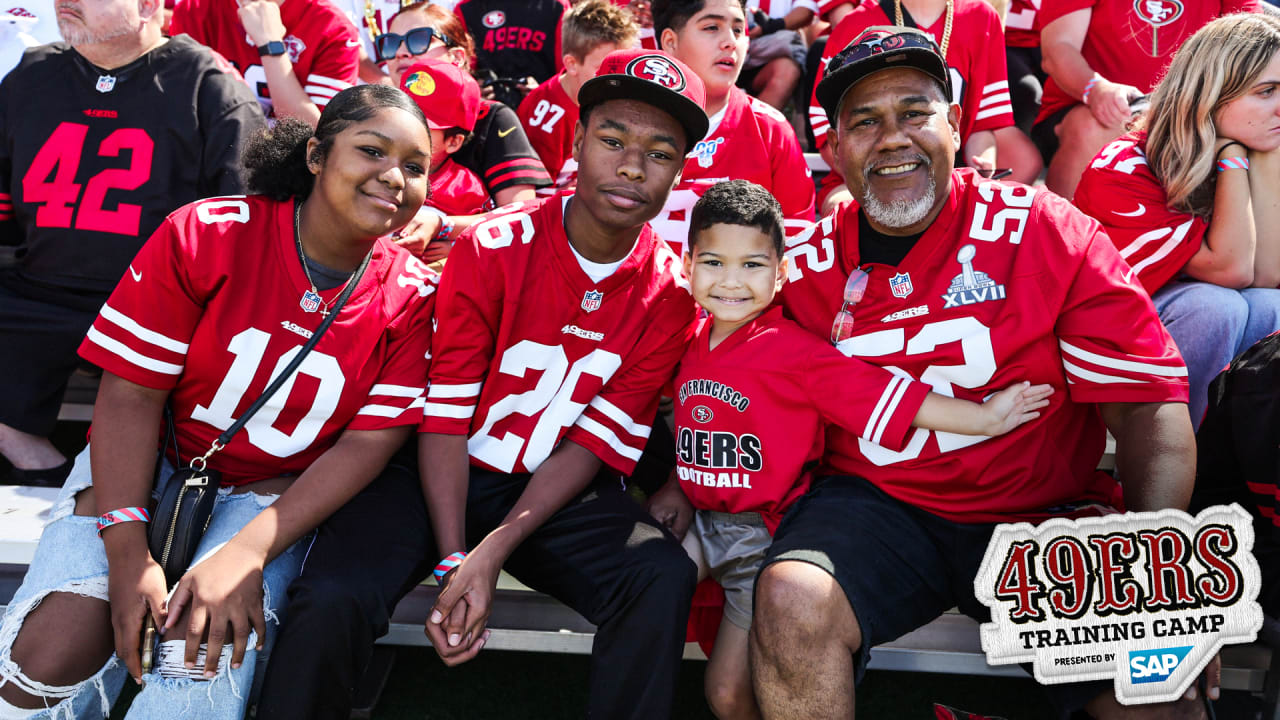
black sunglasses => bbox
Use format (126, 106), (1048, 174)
(827, 29), (940, 75)
(375, 27), (455, 62)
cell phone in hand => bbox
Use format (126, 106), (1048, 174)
(140, 617), (157, 673)
(978, 168), (1013, 180)
(154, 639), (231, 680)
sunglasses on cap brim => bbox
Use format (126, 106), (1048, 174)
(826, 31), (941, 75)
(375, 27), (455, 63)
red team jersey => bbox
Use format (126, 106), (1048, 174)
(651, 88), (814, 253)
(422, 196), (696, 475)
(780, 169), (1188, 523)
(170, 0), (359, 118)
(517, 72), (578, 189)
(674, 308), (929, 532)
(78, 196), (437, 485)
(1005, 0), (1041, 47)
(427, 158), (490, 217)
(810, 0), (1014, 148)
(1035, 0), (1256, 124)
(1073, 132), (1208, 295)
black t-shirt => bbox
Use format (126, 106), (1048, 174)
(455, 0), (565, 87)
(0, 35), (265, 295)
(857, 210), (923, 267)
(454, 100), (552, 196)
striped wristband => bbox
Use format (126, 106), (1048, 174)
(1082, 75), (1100, 105)
(96, 507), (151, 536)
(433, 551), (467, 583)
(1217, 157), (1249, 172)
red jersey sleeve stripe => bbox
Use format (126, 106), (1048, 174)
(1059, 340), (1188, 379)
(867, 375), (912, 445)
(306, 74), (352, 91)
(810, 104), (830, 137)
(99, 304), (191, 354)
(588, 396), (652, 441)
(573, 415), (645, 463)
(84, 326), (185, 375)
(428, 381), (483, 399)
(1120, 219), (1196, 276)
(356, 383), (427, 419)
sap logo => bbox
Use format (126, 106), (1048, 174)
(1128, 646), (1192, 684)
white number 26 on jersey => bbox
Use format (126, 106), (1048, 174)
(469, 341), (622, 472)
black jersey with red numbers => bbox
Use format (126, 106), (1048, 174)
(78, 196), (436, 486)
(0, 37), (264, 294)
(780, 169), (1188, 523)
(455, 0), (568, 86)
(674, 308), (928, 533)
(422, 195), (696, 475)
(170, 0), (360, 118)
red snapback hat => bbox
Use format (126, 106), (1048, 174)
(577, 49), (709, 146)
(399, 59), (481, 132)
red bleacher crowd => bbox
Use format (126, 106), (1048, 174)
(0, 0), (1278, 717)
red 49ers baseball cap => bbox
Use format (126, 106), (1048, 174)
(399, 59), (481, 132)
(577, 48), (709, 148)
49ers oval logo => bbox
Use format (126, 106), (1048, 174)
(624, 54), (686, 92)
(1134, 0), (1183, 27)
(692, 406), (713, 424)
(482, 10), (505, 28)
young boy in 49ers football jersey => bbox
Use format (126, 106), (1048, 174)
(647, 179), (1050, 720)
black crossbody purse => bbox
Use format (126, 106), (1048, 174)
(145, 249), (372, 586)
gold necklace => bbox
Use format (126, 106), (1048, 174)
(894, 0), (953, 56)
(294, 202), (362, 318)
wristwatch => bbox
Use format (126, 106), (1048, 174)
(257, 40), (287, 57)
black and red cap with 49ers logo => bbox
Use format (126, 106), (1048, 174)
(577, 48), (709, 148)
(816, 26), (952, 124)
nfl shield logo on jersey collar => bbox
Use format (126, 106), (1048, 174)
(581, 289), (603, 313)
(96, 74), (116, 93)
(889, 272), (913, 299)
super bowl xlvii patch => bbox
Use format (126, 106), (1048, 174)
(974, 505), (1262, 705)
(581, 289), (602, 313)
(96, 74), (116, 93)
(942, 244), (1005, 308)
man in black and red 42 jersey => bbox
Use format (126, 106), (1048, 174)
(256, 49), (706, 720)
(0, 0), (263, 485)
(751, 28), (1205, 719)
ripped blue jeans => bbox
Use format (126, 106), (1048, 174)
(0, 445), (308, 719)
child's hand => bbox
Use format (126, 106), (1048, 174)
(646, 473), (694, 540)
(980, 381), (1054, 436)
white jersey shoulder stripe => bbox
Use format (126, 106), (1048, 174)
(99, 304), (190, 354)
(870, 376), (911, 446)
(1059, 340), (1187, 377)
(983, 81), (1008, 93)
(306, 74), (352, 91)
(979, 93), (1012, 108)
(588, 396), (652, 440)
(85, 327), (184, 375)
(424, 402), (475, 419)
(973, 105), (1014, 122)
(1062, 359), (1142, 384)
(428, 382), (483, 399)
(575, 416), (644, 463)
(370, 383), (424, 398)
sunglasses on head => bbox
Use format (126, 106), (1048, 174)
(827, 31), (939, 75)
(375, 26), (455, 62)
(830, 267), (870, 345)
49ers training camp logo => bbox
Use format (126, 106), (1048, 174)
(975, 506), (1261, 705)
(625, 55), (686, 92)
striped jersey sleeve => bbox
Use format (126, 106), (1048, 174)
(349, 255), (437, 430)
(303, 14), (359, 110)
(805, 338), (930, 452)
(967, 7), (1015, 133)
(77, 211), (204, 390)
(1050, 200), (1189, 404)
(1073, 136), (1208, 295)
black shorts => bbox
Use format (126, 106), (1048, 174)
(1006, 46), (1045, 135)
(761, 474), (1108, 715)
(1031, 104), (1074, 166)
(0, 275), (102, 435)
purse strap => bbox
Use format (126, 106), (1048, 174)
(187, 246), (374, 471)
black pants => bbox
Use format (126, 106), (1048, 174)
(256, 457), (697, 720)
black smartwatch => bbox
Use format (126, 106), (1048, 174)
(257, 40), (287, 57)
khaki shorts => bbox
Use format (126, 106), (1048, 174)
(693, 510), (772, 630)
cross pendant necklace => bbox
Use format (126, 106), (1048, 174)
(294, 202), (358, 318)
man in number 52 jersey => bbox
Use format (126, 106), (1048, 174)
(258, 49), (705, 720)
(751, 28), (1201, 718)
(0, 0), (263, 486)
